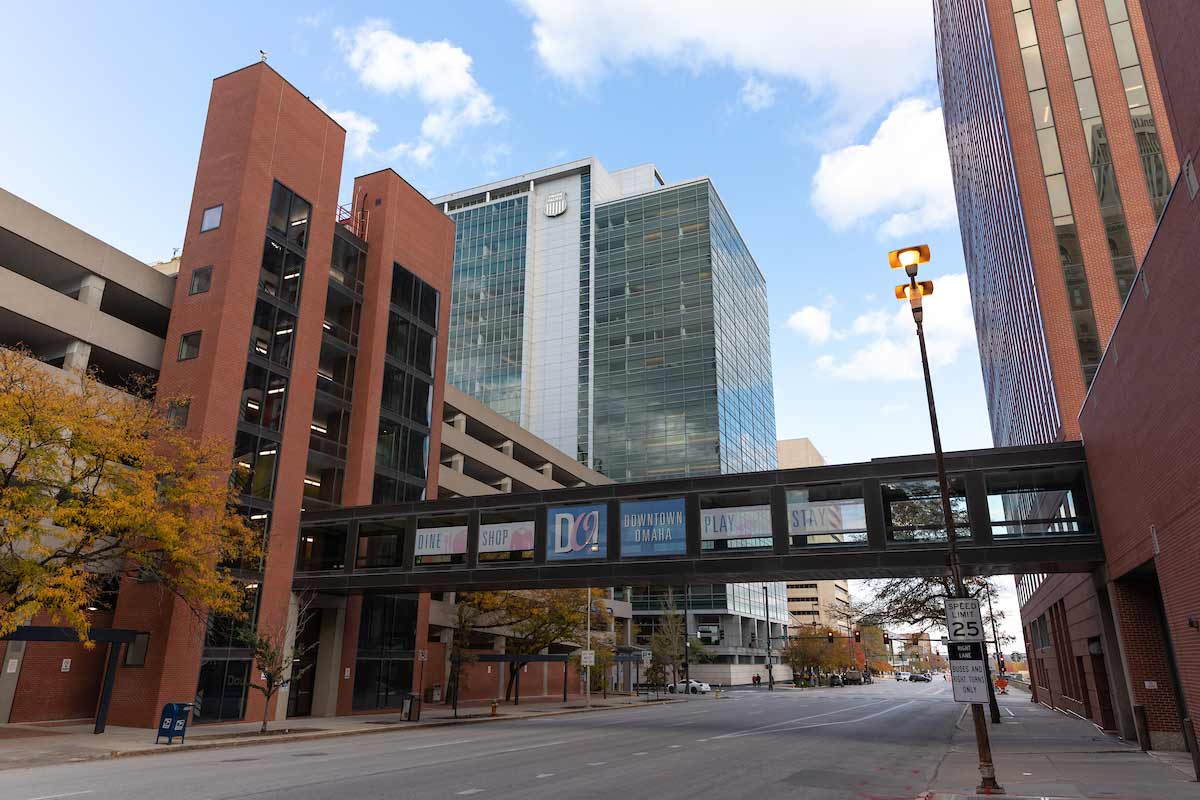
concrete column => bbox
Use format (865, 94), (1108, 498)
(0, 642), (27, 723)
(495, 477), (512, 493)
(62, 340), (91, 373)
(449, 413), (466, 433)
(310, 600), (347, 717)
(274, 593), (301, 721)
(76, 273), (106, 308)
(448, 453), (465, 473)
(540, 463), (553, 479)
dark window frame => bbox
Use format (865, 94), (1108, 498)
(200, 204), (223, 233)
(178, 331), (202, 361)
(189, 266), (213, 295)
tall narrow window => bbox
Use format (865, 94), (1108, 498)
(189, 266), (213, 295)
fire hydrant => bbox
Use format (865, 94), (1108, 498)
(490, 700), (498, 717)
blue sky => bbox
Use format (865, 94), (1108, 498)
(0, 0), (1021, 645)
(0, 1), (991, 464)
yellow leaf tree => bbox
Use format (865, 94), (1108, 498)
(0, 347), (260, 640)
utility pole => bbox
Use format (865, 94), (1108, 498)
(891, 244), (1004, 795)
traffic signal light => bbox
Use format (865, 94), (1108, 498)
(883, 632), (891, 645)
(827, 631), (835, 644)
(854, 630), (861, 643)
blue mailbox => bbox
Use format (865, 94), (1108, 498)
(155, 702), (192, 744)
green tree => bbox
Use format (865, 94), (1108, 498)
(0, 347), (259, 640)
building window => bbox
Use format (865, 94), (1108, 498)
(123, 633), (150, 667)
(189, 266), (213, 295)
(166, 401), (190, 429)
(200, 205), (223, 233)
(178, 331), (202, 361)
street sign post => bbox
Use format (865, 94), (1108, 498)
(641, 650), (652, 665)
(947, 641), (989, 703)
(580, 650), (595, 667)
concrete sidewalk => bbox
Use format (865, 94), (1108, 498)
(926, 690), (1200, 799)
(0, 694), (676, 771)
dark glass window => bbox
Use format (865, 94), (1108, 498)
(259, 238), (304, 306)
(123, 633), (150, 667)
(178, 331), (201, 361)
(166, 401), (190, 430)
(353, 594), (418, 711)
(249, 298), (296, 367)
(357, 521), (404, 569)
(240, 363), (287, 431)
(189, 266), (212, 295)
(296, 524), (348, 571)
(194, 659), (249, 722)
(233, 430), (279, 500)
(267, 180), (311, 250)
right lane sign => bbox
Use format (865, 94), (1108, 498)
(947, 640), (989, 703)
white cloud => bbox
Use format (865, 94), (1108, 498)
(481, 142), (512, 168)
(739, 76), (775, 112)
(514, 0), (934, 137)
(319, 104), (434, 166)
(816, 273), (976, 381)
(334, 20), (504, 161)
(785, 304), (833, 344)
(811, 97), (957, 239)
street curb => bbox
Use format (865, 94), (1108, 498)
(58, 700), (686, 767)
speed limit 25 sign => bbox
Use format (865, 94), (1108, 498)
(944, 598), (984, 642)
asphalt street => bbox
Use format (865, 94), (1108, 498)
(0, 680), (965, 800)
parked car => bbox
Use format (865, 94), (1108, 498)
(844, 670), (864, 685)
(829, 673), (845, 687)
(910, 672), (933, 682)
(898, 671), (912, 681)
(668, 679), (711, 694)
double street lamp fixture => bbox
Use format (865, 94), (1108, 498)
(888, 244), (1004, 795)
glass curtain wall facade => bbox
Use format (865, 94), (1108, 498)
(591, 180), (776, 482)
(445, 197), (528, 423)
(934, 0), (1063, 446)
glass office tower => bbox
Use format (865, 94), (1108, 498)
(592, 179), (777, 481)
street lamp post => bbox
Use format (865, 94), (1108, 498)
(763, 585), (774, 690)
(890, 244), (1004, 795)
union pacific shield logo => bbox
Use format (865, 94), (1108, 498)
(544, 191), (568, 217)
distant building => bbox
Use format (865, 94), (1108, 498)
(436, 159), (784, 686)
(777, 438), (851, 635)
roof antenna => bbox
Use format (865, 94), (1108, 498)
(259, 50), (268, 63)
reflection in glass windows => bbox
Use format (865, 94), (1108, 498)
(446, 197), (528, 423)
(986, 465), (1092, 539)
(240, 363), (287, 431)
(883, 478), (970, 542)
(786, 482), (868, 546)
(591, 180), (776, 482)
(374, 264), (439, 505)
(353, 594), (418, 711)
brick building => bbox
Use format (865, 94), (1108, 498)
(1071, 0), (1200, 752)
(0, 61), (614, 728)
(934, 0), (1188, 742)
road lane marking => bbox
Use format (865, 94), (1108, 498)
(713, 698), (892, 739)
(587, 762), (607, 766)
(456, 790), (484, 796)
(632, 751), (648, 756)
(403, 738), (478, 751)
(26, 794), (94, 800)
(733, 699), (919, 737)
(669, 745), (682, 749)
(536, 773), (555, 779)
(1004, 706), (1016, 717)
